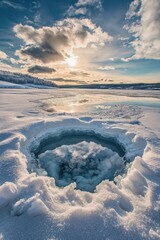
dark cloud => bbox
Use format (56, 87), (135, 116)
(49, 78), (86, 84)
(28, 65), (56, 74)
(93, 79), (113, 83)
(14, 19), (112, 64)
(21, 45), (63, 63)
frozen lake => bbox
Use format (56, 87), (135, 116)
(0, 88), (160, 240)
(36, 88), (160, 113)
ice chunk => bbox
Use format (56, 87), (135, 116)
(38, 141), (124, 192)
(0, 182), (18, 207)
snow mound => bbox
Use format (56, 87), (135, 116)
(11, 193), (49, 217)
(1, 110), (159, 240)
(0, 182), (18, 207)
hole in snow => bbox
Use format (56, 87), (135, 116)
(30, 130), (126, 192)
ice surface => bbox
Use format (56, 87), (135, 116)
(33, 130), (125, 157)
(38, 141), (124, 192)
(0, 88), (160, 240)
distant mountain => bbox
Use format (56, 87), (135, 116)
(0, 70), (159, 90)
(0, 70), (57, 88)
(61, 83), (160, 90)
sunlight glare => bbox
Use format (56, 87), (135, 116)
(66, 56), (77, 67)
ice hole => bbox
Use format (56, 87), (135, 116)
(31, 130), (126, 192)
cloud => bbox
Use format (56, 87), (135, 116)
(13, 18), (112, 64)
(0, 50), (7, 59)
(108, 79), (114, 82)
(125, 0), (160, 60)
(75, 0), (102, 9)
(121, 58), (129, 62)
(28, 65), (56, 74)
(98, 66), (115, 71)
(67, 6), (88, 16)
(125, 0), (140, 19)
(0, 0), (25, 10)
(109, 58), (115, 61)
(20, 45), (63, 63)
(0, 62), (12, 71)
(70, 70), (90, 77)
(118, 37), (129, 41)
(9, 58), (19, 64)
(66, 0), (102, 17)
(48, 78), (86, 84)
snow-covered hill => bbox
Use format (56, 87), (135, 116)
(0, 70), (57, 88)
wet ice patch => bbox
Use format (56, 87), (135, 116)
(38, 141), (124, 192)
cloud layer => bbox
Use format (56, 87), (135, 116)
(0, 50), (7, 59)
(13, 18), (112, 65)
(0, 0), (25, 10)
(98, 66), (115, 71)
(75, 0), (102, 8)
(67, 0), (102, 16)
(28, 65), (56, 74)
(125, 0), (160, 60)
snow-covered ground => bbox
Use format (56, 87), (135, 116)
(0, 81), (29, 89)
(0, 87), (160, 240)
(0, 81), (56, 89)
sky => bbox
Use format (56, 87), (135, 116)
(0, 0), (160, 85)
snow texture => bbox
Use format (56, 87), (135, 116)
(38, 141), (124, 192)
(0, 88), (160, 240)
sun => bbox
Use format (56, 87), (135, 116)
(66, 56), (77, 67)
